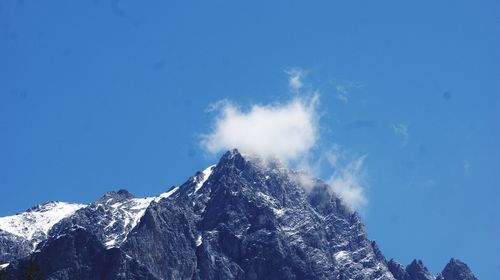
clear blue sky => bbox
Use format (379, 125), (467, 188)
(0, 1), (498, 279)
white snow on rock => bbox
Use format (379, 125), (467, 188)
(194, 165), (216, 193)
(100, 187), (180, 248)
(335, 250), (348, 261)
(154, 186), (179, 203)
(0, 201), (85, 246)
(0, 165), (211, 251)
(0, 187), (182, 251)
(0, 263), (9, 270)
(334, 248), (395, 280)
(195, 235), (203, 247)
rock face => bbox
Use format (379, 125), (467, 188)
(439, 259), (478, 280)
(0, 201), (85, 264)
(405, 260), (435, 280)
(5, 228), (156, 280)
(121, 150), (392, 280)
(49, 189), (166, 249)
(388, 259), (411, 280)
(0, 150), (479, 280)
(0, 230), (31, 264)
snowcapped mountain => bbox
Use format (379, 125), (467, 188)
(0, 187), (180, 266)
(49, 187), (180, 249)
(0, 201), (85, 245)
(0, 201), (85, 264)
(0, 150), (478, 280)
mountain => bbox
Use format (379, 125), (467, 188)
(0, 150), (478, 280)
(49, 187), (180, 249)
(438, 259), (478, 280)
(387, 259), (478, 280)
(0, 201), (85, 264)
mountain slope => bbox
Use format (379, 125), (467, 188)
(0, 187), (179, 267)
(1, 150), (478, 280)
(49, 188), (178, 249)
(4, 227), (157, 280)
(0, 201), (85, 264)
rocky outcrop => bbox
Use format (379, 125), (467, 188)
(439, 259), (478, 280)
(0, 230), (31, 264)
(5, 228), (156, 280)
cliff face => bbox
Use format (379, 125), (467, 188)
(0, 150), (478, 280)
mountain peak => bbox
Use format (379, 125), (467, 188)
(388, 259), (411, 280)
(217, 149), (246, 168)
(440, 258), (478, 280)
(117, 189), (133, 198)
(405, 259), (435, 280)
(0, 201), (85, 262)
(99, 189), (135, 203)
(26, 201), (61, 213)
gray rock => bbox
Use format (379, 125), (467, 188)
(0, 230), (31, 264)
(440, 258), (478, 280)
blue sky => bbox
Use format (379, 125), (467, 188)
(0, 1), (499, 279)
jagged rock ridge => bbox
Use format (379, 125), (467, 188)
(0, 201), (85, 264)
(0, 150), (478, 280)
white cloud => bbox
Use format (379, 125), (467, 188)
(201, 95), (319, 163)
(391, 123), (409, 147)
(327, 154), (368, 211)
(201, 71), (369, 212)
(285, 144), (368, 211)
(291, 172), (317, 191)
(286, 68), (305, 92)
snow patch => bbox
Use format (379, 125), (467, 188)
(257, 191), (285, 217)
(195, 165), (216, 193)
(0, 263), (9, 270)
(0, 201), (85, 244)
(333, 248), (394, 280)
(273, 208), (286, 217)
(105, 239), (117, 248)
(195, 235), (203, 247)
(103, 187), (180, 248)
(335, 250), (348, 261)
(154, 186), (179, 202)
(256, 192), (276, 204)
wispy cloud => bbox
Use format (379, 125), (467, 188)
(391, 123), (409, 147)
(327, 154), (368, 211)
(286, 68), (305, 92)
(293, 144), (369, 211)
(336, 85), (350, 103)
(334, 81), (363, 103)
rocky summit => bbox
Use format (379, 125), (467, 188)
(0, 150), (478, 280)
